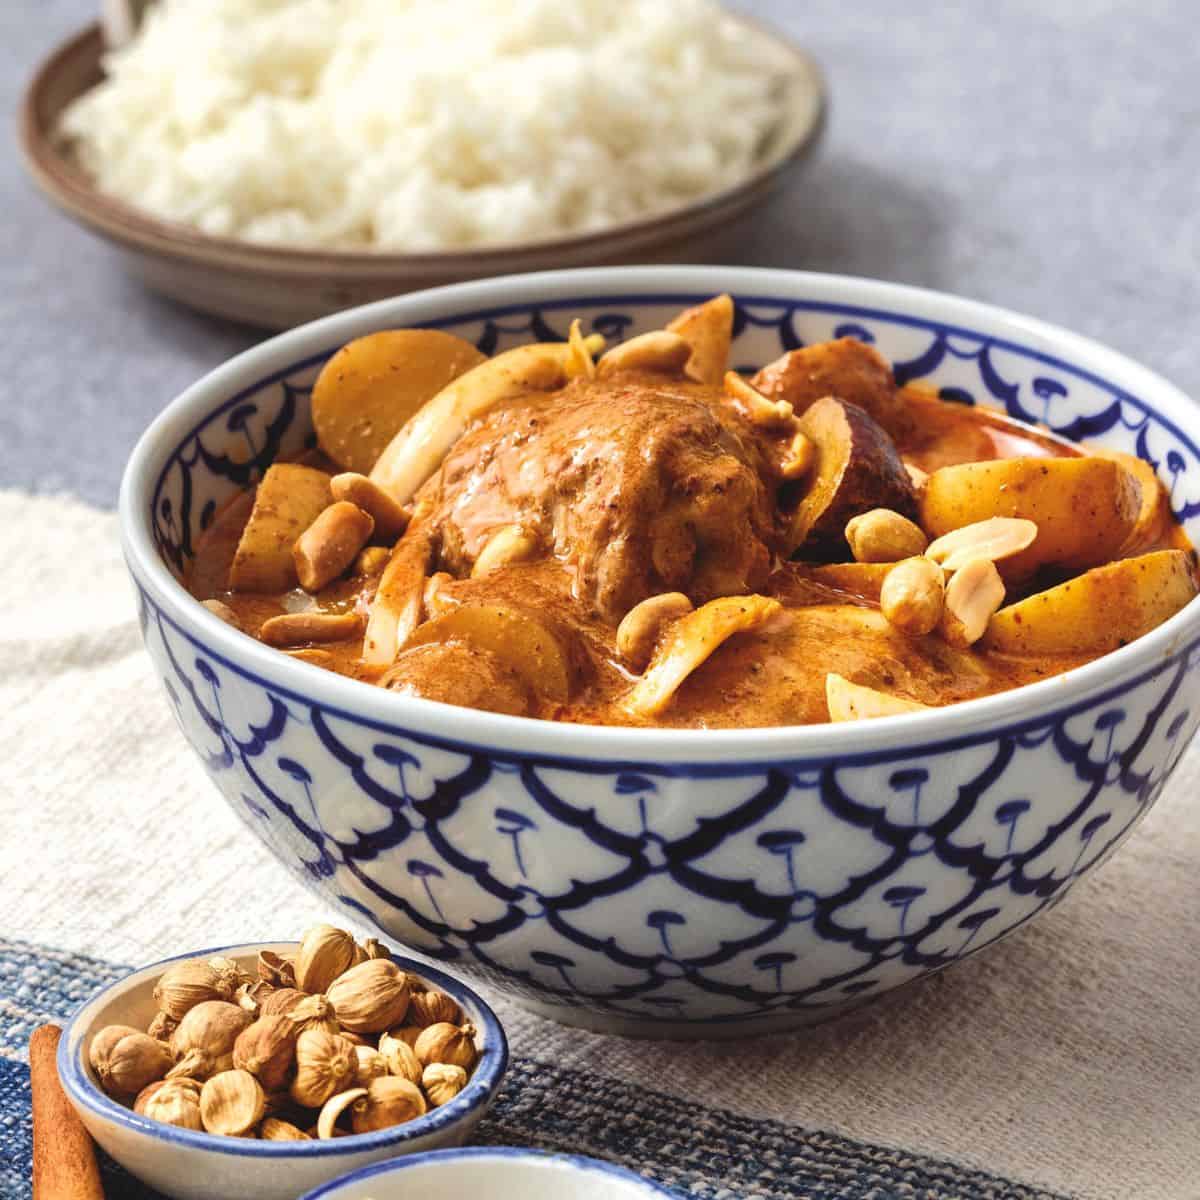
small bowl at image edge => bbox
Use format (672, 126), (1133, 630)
(56, 942), (509, 1200)
(301, 1147), (677, 1200)
(118, 265), (1200, 1039)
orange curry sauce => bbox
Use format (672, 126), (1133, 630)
(188, 379), (1192, 729)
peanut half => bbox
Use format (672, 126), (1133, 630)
(926, 517), (1038, 575)
(261, 612), (365, 649)
(941, 558), (1005, 646)
(723, 371), (796, 429)
(880, 556), (945, 636)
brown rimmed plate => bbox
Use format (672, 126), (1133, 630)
(19, 18), (826, 329)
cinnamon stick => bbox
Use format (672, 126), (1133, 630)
(29, 1024), (104, 1200)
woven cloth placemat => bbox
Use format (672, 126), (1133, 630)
(2, 489), (1197, 1200)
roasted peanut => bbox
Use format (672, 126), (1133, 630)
(293, 503), (376, 593)
(880, 557), (945, 636)
(471, 526), (540, 577)
(723, 371), (795, 428)
(330, 474), (411, 542)
(941, 558), (1005, 646)
(845, 509), (928, 563)
(352, 546), (392, 577)
(261, 612), (364, 648)
(616, 592), (694, 670)
(597, 331), (693, 378)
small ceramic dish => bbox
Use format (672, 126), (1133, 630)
(56, 942), (509, 1200)
(18, 18), (825, 330)
(301, 1147), (677, 1200)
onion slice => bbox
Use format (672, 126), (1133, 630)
(362, 519), (436, 666)
(623, 595), (782, 717)
(368, 337), (603, 505)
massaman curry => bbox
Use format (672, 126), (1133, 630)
(187, 297), (1198, 727)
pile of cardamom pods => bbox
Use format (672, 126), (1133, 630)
(87, 924), (479, 1139)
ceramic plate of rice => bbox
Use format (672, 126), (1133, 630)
(19, 0), (824, 328)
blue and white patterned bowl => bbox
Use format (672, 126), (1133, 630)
(118, 267), (1200, 1038)
(58, 943), (508, 1200)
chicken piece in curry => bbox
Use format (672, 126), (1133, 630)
(188, 296), (1199, 727)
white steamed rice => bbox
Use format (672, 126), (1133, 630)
(61, 0), (792, 251)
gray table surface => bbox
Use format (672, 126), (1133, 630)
(4, 0), (1197, 509)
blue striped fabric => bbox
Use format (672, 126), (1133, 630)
(1, 940), (1066, 1200)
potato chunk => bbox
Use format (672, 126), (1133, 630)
(786, 397), (916, 554)
(752, 338), (910, 437)
(1090, 447), (1171, 554)
(379, 642), (531, 716)
(312, 330), (486, 474)
(404, 603), (574, 703)
(666, 294), (733, 385)
(981, 550), (1197, 656)
(919, 456), (1140, 577)
(228, 464), (332, 592)
(362, 518), (435, 667)
(826, 673), (931, 721)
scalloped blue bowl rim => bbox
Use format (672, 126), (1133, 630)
(57, 942), (509, 1158)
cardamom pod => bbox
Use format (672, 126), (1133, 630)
(407, 990), (461, 1028)
(168, 1000), (252, 1081)
(294, 925), (357, 993)
(413, 1021), (477, 1071)
(422, 1062), (468, 1107)
(232, 1015), (298, 1093)
(351, 1044), (388, 1087)
(153, 959), (237, 1020)
(89, 1026), (173, 1097)
(377, 1032), (422, 1084)
(135, 1077), (203, 1129)
(289, 1029), (357, 1108)
(200, 1069), (265, 1137)
(350, 1076), (426, 1133)
(325, 959), (411, 1033)
(259, 1117), (310, 1141)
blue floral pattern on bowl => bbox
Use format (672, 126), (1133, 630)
(131, 284), (1200, 1034)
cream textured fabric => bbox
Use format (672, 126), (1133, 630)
(1, 489), (1195, 1200)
